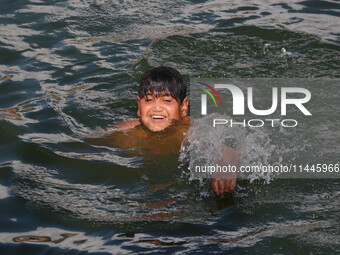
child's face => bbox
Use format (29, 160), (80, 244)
(137, 92), (189, 132)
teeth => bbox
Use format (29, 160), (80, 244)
(152, 116), (165, 119)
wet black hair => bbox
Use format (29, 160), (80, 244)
(139, 66), (187, 103)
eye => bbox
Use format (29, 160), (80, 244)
(145, 96), (153, 102)
(163, 98), (173, 103)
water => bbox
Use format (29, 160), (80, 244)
(0, 0), (339, 254)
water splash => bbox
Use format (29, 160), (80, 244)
(180, 113), (280, 186)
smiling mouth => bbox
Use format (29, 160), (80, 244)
(151, 115), (166, 120)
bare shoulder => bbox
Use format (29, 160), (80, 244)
(109, 118), (141, 131)
(87, 119), (141, 138)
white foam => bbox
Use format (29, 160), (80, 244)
(0, 184), (10, 199)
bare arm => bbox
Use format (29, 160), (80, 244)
(210, 146), (240, 195)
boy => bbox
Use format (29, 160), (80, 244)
(113, 66), (238, 195)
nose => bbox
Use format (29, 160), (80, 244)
(152, 98), (164, 111)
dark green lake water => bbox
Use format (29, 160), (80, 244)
(0, 0), (339, 254)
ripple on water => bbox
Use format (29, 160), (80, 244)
(145, 26), (340, 77)
(10, 159), (219, 227)
(0, 0), (339, 253)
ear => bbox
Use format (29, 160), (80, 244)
(180, 97), (189, 118)
(137, 96), (141, 117)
